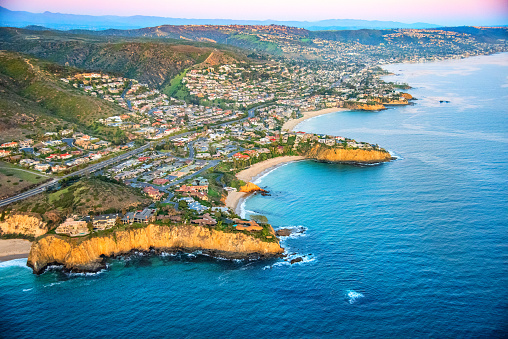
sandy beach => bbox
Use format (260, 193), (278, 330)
(225, 156), (306, 213)
(0, 239), (32, 261)
(282, 107), (348, 132)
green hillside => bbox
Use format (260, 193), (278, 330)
(3, 176), (151, 226)
(0, 27), (250, 88)
(0, 51), (129, 143)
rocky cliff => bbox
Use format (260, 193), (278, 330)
(239, 182), (266, 193)
(27, 224), (283, 274)
(346, 103), (386, 111)
(0, 213), (49, 238)
(304, 144), (392, 163)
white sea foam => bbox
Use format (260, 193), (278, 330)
(159, 252), (177, 257)
(387, 149), (403, 160)
(68, 268), (107, 277)
(0, 258), (30, 269)
(263, 254), (315, 270)
(22, 288), (33, 292)
(345, 290), (365, 304)
(43, 281), (65, 288)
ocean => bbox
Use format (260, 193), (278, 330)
(1, 53), (507, 338)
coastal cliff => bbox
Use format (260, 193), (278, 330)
(347, 103), (386, 111)
(304, 144), (392, 163)
(0, 213), (49, 238)
(27, 224), (283, 274)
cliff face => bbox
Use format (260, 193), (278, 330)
(304, 145), (392, 163)
(348, 103), (386, 111)
(27, 224), (283, 274)
(0, 214), (48, 238)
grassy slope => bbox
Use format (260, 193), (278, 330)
(0, 51), (129, 143)
(4, 177), (151, 225)
(0, 28), (232, 88)
(0, 161), (50, 199)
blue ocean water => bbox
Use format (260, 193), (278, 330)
(1, 53), (508, 338)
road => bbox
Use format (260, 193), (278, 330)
(0, 142), (153, 208)
(0, 103), (264, 208)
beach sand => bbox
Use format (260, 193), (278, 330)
(282, 107), (348, 132)
(225, 156), (306, 213)
(0, 239), (32, 261)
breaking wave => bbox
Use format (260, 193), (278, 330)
(0, 258), (30, 270)
(345, 290), (365, 304)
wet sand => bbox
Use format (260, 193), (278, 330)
(0, 239), (31, 261)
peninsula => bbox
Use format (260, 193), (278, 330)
(27, 223), (283, 274)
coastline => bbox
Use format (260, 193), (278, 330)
(282, 108), (348, 132)
(0, 239), (32, 262)
(225, 156), (306, 213)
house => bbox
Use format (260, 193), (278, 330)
(133, 208), (156, 223)
(233, 218), (263, 231)
(175, 184), (208, 193)
(188, 191), (209, 201)
(19, 139), (33, 148)
(191, 213), (217, 226)
(121, 212), (136, 224)
(34, 164), (50, 172)
(55, 218), (89, 237)
(0, 150), (11, 157)
(0, 141), (18, 148)
(143, 186), (164, 200)
(233, 152), (250, 160)
(152, 178), (169, 186)
(92, 214), (120, 231)
(51, 165), (67, 172)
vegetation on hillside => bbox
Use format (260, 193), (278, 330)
(0, 51), (129, 143)
(2, 176), (150, 226)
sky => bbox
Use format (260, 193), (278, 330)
(2, 0), (508, 26)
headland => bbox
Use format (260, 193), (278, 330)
(27, 223), (283, 274)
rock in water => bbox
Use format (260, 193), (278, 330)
(290, 257), (303, 264)
(239, 182), (267, 193)
(276, 229), (292, 237)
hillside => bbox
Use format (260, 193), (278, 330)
(0, 27), (251, 88)
(2, 176), (151, 227)
(0, 51), (131, 143)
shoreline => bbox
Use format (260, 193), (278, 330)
(282, 108), (348, 132)
(225, 156), (306, 214)
(0, 239), (32, 262)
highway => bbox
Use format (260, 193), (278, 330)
(0, 104), (264, 208)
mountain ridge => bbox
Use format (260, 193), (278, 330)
(0, 6), (441, 31)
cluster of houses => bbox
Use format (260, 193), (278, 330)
(0, 130), (133, 174)
(55, 209), (157, 237)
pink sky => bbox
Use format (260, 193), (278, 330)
(2, 0), (508, 25)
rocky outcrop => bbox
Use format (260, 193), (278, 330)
(304, 144), (392, 163)
(27, 224), (283, 274)
(349, 103), (386, 111)
(239, 182), (266, 193)
(400, 93), (413, 100)
(0, 213), (49, 238)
